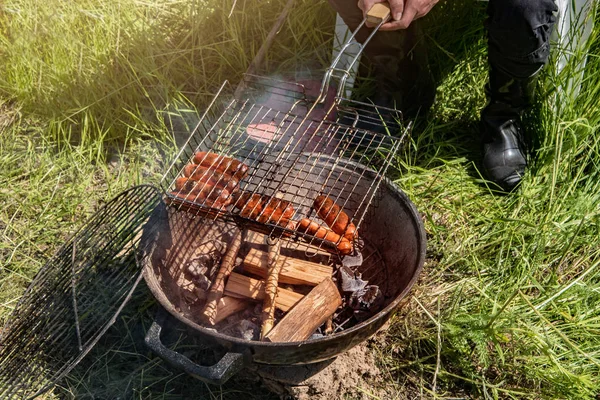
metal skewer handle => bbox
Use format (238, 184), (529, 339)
(316, 2), (392, 103)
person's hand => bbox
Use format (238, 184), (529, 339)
(358, 0), (438, 30)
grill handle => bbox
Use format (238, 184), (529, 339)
(144, 309), (249, 385)
(366, 3), (392, 26)
(316, 2), (391, 102)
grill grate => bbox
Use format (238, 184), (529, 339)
(0, 185), (162, 399)
(161, 75), (410, 256)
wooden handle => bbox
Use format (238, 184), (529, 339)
(202, 229), (244, 325)
(260, 240), (282, 339)
(366, 3), (391, 26)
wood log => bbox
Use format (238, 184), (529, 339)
(202, 229), (244, 325)
(261, 240), (282, 339)
(214, 296), (248, 324)
(243, 248), (333, 286)
(224, 272), (303, 312)
(264, 277), (342, 343)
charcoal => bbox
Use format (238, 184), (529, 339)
(341, 251), (363, 269)
(309, 333), (324, 340)
(185, 256), (211, 278)
(193, 273), (211, 292)
(221, 319), (260, 341)
(337, 265), (368, 293)
(181, 289), (198, 305)
(349, 285), (384, 321)
(238, 320), (260, 341)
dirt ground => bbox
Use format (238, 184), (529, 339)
(237, 325), (401, 400)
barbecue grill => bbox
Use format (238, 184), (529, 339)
(0, 4), (426, 397)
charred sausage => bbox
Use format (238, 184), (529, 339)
(297, 218), (353, 255)
(343, 222), (357, 242)
(258, 198), (294, 223)
(234, 192), (263, 219)
(193, 151), (248, 178)
(314, 195), (350, 235)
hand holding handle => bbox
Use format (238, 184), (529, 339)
(366, 2), (392, 26)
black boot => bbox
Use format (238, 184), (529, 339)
(480, 66), (536, 192)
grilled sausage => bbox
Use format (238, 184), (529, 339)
(174, 177), (231, 204)
(169, 189), (231, 209)
(273, 198), (295, 220)
(193, 151), (223, 168)
(297, 218), (353, 255)
(221, 175), (241, 193)
(258, 198), (294, 223)
(183, 162), (243, 194)
(257, 206), (282, 224)
(314, 195), (350, 235)
(232, 163), (249, 182)
(336, 238), (353, 255)
(234, 192), (263, 219)
(298, 218), (317, 233)
(282, 219), (296, 230)
(175, 175), (219, 192)
(343, 222), (357, 242)
(174, 177), (196, 192)
(277, 218), (296, 238)
(193, 151), (248, 178)
(183, 163), (201, 178)
(183, 163), (213, 181)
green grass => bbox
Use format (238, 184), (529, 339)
(1, 0), (600, 398)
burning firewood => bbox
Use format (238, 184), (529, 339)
(201, 229), (245, 325)
(260, 240), (282, 339)
(264, 277), (342, 343)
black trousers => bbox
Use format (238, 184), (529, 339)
(328, 0), (558, 79)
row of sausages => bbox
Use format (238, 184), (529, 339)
(170, 152), (249, 209)
(170, 152), (357, 255)
(233, 192), (294, 226)
(297, 195), (356, 255)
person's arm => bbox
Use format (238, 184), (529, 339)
(359, 0), (438, 30)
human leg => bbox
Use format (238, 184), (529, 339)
(481, 0), (558, 191)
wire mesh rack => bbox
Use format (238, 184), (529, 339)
(161, 73), (410, 256)
(0, 185), (162, 399)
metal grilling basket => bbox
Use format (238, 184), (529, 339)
(161, 8), (410, 257)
